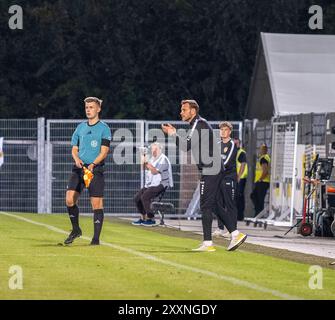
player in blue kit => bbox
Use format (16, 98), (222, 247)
(64, 97), (112, 245)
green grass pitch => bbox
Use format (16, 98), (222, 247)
(0, 212), (334, 300)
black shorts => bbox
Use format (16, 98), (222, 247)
(67, 164), (105, 198)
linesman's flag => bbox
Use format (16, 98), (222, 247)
(83, 166), (94, 188)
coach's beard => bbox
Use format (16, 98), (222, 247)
(182, 115), (193, 123)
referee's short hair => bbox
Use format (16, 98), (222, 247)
(219, 121), (233, 131)
(181, 99), (200, 114)
(84, 96), (103, 107)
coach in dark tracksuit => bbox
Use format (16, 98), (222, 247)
(162, 99), (222, 251)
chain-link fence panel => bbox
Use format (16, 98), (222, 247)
(1, 118), (242, 216)
(0, 119), (44, 213)
(145, 121), (242, 217)
(269, 122), (299, 226)
(46, 120), (144, 214)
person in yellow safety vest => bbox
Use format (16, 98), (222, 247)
(234, 138), (248, 221)
(250, 144), (271, 217)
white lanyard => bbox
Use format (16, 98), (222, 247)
(187, 118), (199, 141)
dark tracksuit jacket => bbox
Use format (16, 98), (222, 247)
(175, 115), (223, 240)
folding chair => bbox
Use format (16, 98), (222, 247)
(150, 186), (175, 226)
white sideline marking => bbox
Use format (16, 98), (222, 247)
(0, 254), (114, 258)
(0, 211), (303, 300)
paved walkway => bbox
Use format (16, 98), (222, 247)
(157, 218), (335, 259)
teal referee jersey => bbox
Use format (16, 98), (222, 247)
(71, 121), (112, 164)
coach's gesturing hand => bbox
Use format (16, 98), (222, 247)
(161, 123), (176, 136)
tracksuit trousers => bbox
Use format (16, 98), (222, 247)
(200, 174), (220, 241)
(216, 176), (238, 233)
(200, 173), (238, 240)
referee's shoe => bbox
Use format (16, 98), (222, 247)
(64, 228), (82, 245)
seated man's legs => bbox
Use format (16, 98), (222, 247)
(132, 188), (147, 224)
(134, 188), (146, 217)
(141, 184), (165, 220)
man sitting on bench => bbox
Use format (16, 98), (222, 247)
(132, 142), (173, 226)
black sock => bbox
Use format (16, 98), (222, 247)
(93, 209), (104, 241)
(67, 205), (80, 231)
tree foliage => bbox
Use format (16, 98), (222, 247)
(0, 0), (334, 120)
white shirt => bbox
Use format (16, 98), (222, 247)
(145, 153), (173, 188)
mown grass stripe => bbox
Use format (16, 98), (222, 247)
(0, 211), (303, 300)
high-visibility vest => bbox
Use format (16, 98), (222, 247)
(254, 154), (271, 183)
(236, 148), (248, 179)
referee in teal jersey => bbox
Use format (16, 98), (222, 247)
(64, 97), (111, 245)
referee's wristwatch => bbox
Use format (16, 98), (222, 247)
(92, 162), (97, 168)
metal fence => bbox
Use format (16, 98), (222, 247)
(243, 113), (335, 225)
(268, 121), (298, 226)
(0, 119), (44, 213)
(145, 121), (242, 216)
(243, 119), (272, 218)
(0, 118), (242, 215)
(46, 120), (144, 214)
(2, 115), (332, 222)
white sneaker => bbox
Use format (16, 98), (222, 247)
(192, 243), (216, 252)
(221, 231), (231, 239)
(212, 229), (222, 237)
(212, 229), (231, 239)
(227, 232), (247, 251)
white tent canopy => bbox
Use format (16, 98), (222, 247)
(261, 32), (335, 116)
